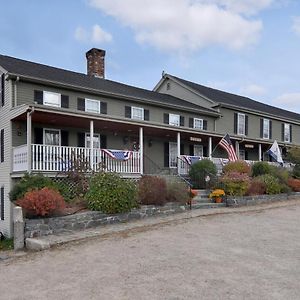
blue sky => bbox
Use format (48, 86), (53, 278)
(1, 0), (300, 113)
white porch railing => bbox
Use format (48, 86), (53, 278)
(13, 144), (141, 174)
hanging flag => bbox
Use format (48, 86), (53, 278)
(267, 140), (283, 164)
(102, 149), (132, 161)
(182, 155), (202, 165)
(218, 134), (238, 161)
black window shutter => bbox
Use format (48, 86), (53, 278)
(125, 106), (131, 118)
(245, 115), (249, 136)
(34, 128), (43, 144)
(0, 129), (3, 163)
(203, 120), (208, 131)
(77, 98), (85, 111)
(180, 144), (184, 155)
(290, 125), (292, 143)
(234, 113), (238, 134)
(1, 74), (4, 107)
(0, 186), (4, 220)
(61, 130), (69, 146)
(61, 95), (69, 108)
(163, 113), (169, 124)
(180, 116), (185, 127)
(245, 151), (249, 160)
(269, 121), (272, 139)
(260, 119), (264, 138)
(189, 145), (194, 156)
(34, 90), (43, 105)
(77, 132), (85, 147)
(281, 124), (285, 141)
(203, 146), (208, 157)
(101, 102), (107, 114)
(100, 135), (107, 149)
(144, 109), (150, 121)
(189, 118), (193, 128)
(164, 142), (169, 167)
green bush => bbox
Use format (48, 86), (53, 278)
(256, 174), (282, 195)
(221, 172), (250, 196)
(166, 179), (189, 205)
(223, 160), (251, 175)
(251, 161), (272, 177)
(292, 164), (300, 179)
(85, 172), (138, 214)
(269, 166), (289, 184)
(189, 159), (217, 189)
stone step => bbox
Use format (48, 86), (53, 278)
(194, 198), (214, 204)
(192, 203), (226, 209)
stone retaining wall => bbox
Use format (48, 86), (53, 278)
(226, 192), (300, 207)
(25, 203), (187, 238)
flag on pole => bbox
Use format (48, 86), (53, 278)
(267, 140), (283, 164)
(102, 149), (132, 161)
(218, 134), (238, 161)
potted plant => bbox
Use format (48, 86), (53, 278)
(209, 189), (225, 203)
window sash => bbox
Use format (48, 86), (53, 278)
(85, 99), (100, 114)
(43, 91), (61, 107)
(169, 114), (180, 126)
(131, 106), (144, 120)
(284, 123), (290, 142)
(169, 142), (177, 168)
(193, 118), (203, 129)
(194, 145), (203, 157)
(263, 119), (270, 139)
(85, 133), (101, 148)
(43, 129), (61, 146)
(237, 113), (245, 135)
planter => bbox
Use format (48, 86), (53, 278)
(215, 197), (223, 203)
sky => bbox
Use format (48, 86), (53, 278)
(0, 0), (300, 113)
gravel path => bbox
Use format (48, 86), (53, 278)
(1, 202), (300, 300)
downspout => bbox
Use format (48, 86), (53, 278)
(14, 76), (20, 107)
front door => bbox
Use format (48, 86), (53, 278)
(194, 145), (203, 157)
(169, 142), (177, 168)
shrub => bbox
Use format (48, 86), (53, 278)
(256, 174), (282, 195)
(10, 173), (57, 202)
(16, 187), (65, 217)
(251, 161), (272, 177)
(138, 176), (167, 206)
(85, 172), (138, 214)
(287, 178), (300, 192)
(292, 164), (300, 179)
(166, 179), (189, 205)
(246, 178), (266, 196)
(269, 166), (289, 184)
(221, 172), (250, 196)
(223, 160), (251, 175)
(189, 159), (217, 189)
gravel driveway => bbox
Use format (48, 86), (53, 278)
(1, 202), (300, 300)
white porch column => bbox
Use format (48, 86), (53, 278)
(259, 143), (262, 161)
(26, 111), (32, 173)
(208, 137), (213, 159)
(90, 120), (94, 170)
(177, 132), (181, 174)
(139, 127), (143, 175)
(235, 141), (240, 159)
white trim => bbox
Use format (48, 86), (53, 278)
(43, 128), (61, 146)
(193, 118), (203, 130)
(263, 118), (270, 139)
(169, 113), (180, 127)
(85, 98), (101, 114)
(43, 91), (61, 107)
(131, 106), (144, 120)
(284, 123), (291, 143)
(237, 113), (246, 136)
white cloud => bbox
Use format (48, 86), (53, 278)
(240, 84), (267, 97)
(74, 25), (112, 44)
(273, 92), (300, 113)
(292, 16), (300, 35)
(88, 0), (270, 53)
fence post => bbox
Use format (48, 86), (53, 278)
(13, 206), (25, 250)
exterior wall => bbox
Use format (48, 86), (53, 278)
(0, 76), (13, 237)
(16, 81), (216, 132)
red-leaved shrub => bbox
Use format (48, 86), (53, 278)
(223, 160), (251, 175)
(246, 179), (267, 196)
(138, 176), (167, 206)
(287, 178), (300, 192)
(16, 187), (65, 217)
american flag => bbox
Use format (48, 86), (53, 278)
(218, 134), (238, 161)
(102, 149), (132, 161)
(182, 155), (202, 165)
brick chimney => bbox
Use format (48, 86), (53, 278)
(86, 48), (106, 78)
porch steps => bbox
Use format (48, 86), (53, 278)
(191, 189), (226, 209)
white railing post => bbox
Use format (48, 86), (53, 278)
(139, 127), (143, 175)
(90, 120), (94, 171)
(259, 143), (262, 161)
(209, 137), (212, 159)
(26, 111), (32, 173)
(177, 132), (181, 174)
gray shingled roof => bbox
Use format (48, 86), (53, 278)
(0, 54), (218, 114)
(171, 75), (300, 122)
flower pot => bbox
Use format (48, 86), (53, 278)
(215, 197), (222, 203)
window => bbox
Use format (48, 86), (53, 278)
(169, 142), (177, 168)
(131, 106), (144, 120)
(0, 129), (3, 163)
(85, 99), (100, 114)
(194, 118), (203, 130)
(43, 129), (61, 146)
(284, 123), (290, 143)
(0, 186), (4, 220)
(263, 119), (270, 139)
(237, 113), (245, 135)
(239, 150), (245, 160)
(1, 74), (4, 107)
(85, 133), (100, 148)
(169, 114), (180, 126)
(194, 145), (203, 157)
(43, 91), (61, 107)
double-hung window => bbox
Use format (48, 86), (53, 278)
(85, 133), (100, 148)
(169, 114), (180, 126)
(85, 99), (100, 114)
(237, 113), (246, 135)
(131, 106), (144, 120)
(263, 119), (270, 139)
(284, 123), (291, 143)
(43, 91), (61, 107)
(43, 129), (61, 146)
(194, 118), (203, 130)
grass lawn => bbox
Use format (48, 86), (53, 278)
(0, 238), (13, 251)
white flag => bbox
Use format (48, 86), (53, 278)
(267, 140), (283, 164)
